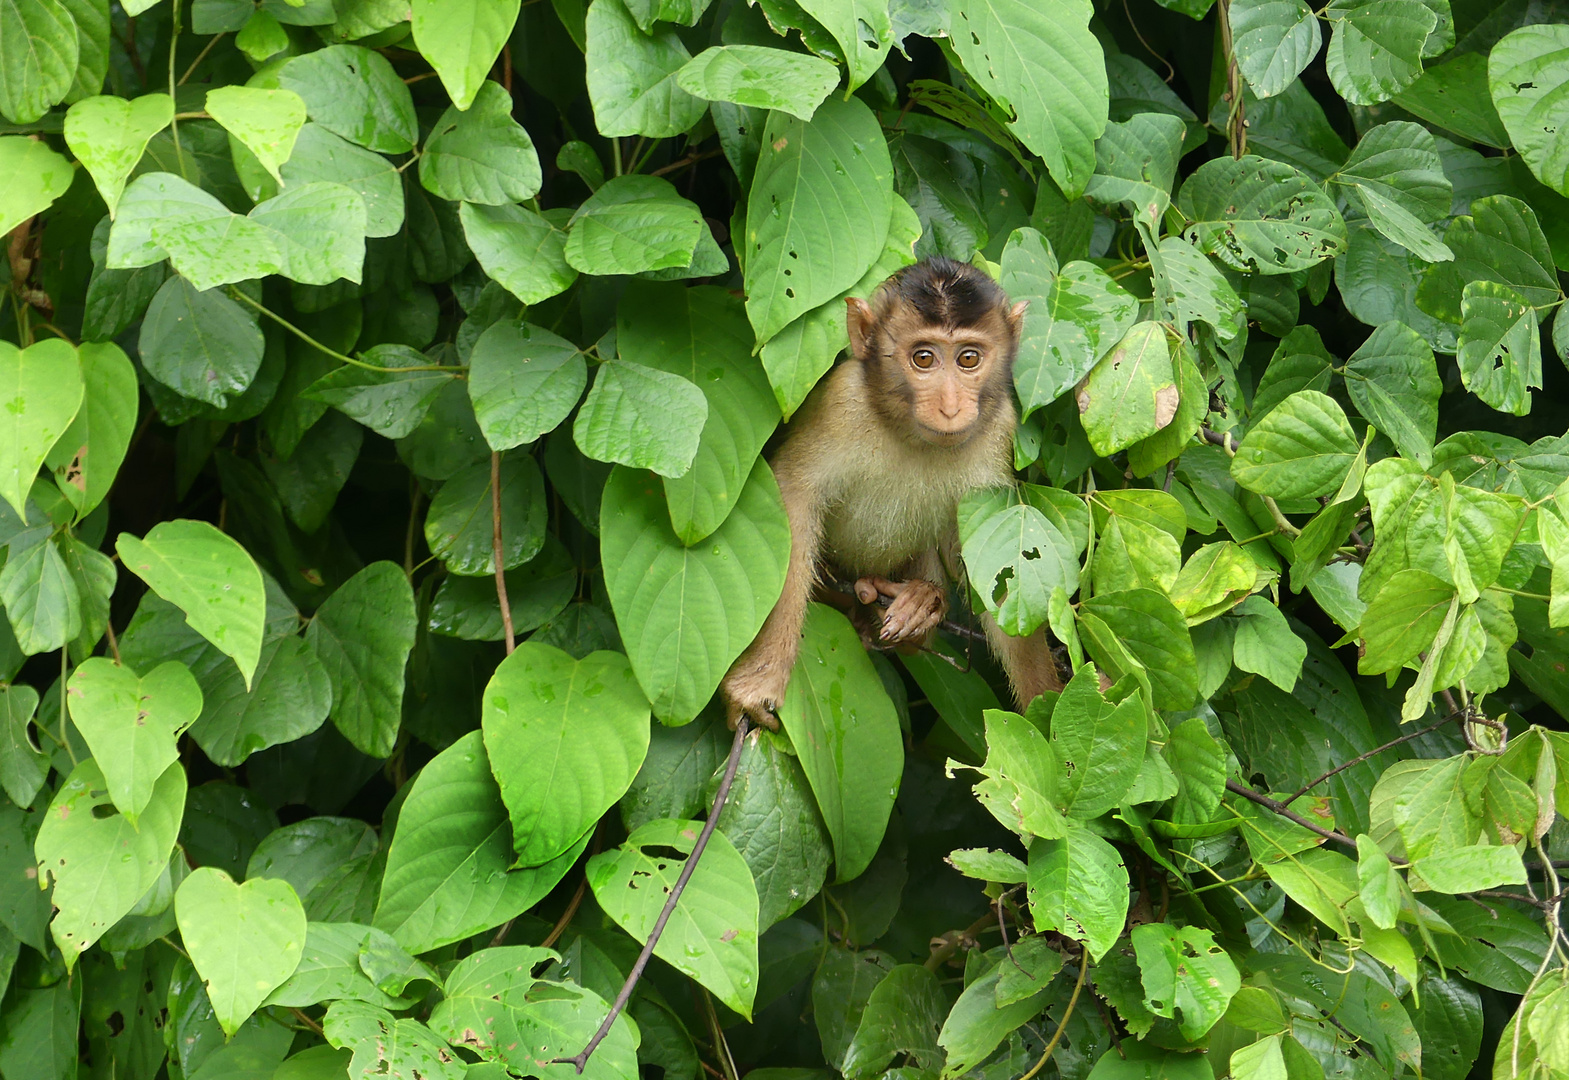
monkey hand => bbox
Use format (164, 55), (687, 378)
(720, 658), (786, 732)
(854, 576), (947, 644)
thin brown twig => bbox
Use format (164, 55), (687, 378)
(650, 149), (724, 177)
(491, 452), (515, 654)
(103, 619), (121, 665)
(1225, 778), (1357, 850)
(553, 719), (753, 1072)
(290, 1007), (324, 1036)
(540, 875), (590, 949)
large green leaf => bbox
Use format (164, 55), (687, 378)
(1456, 281), (1542, 417)
(1358, 568), (1455, 673)
(1393, 52), (1510, 149)
(1323, 0), (1436, 105)
(0, 0), (77, 123)
(1084, 113), (1187, 225)
(63, 93), (173, 215)
(1488, 25), (1569, 198)
(601, 462), (790, 723)
(0, 531), (80, 655)
(1415, 196), (1559, 325)
(948, 0), (1107, 199)
(619, 282), (781, 542)
(43, 340), (137, 517)
(587, 817), (760, 1019)
(205, 85), (308, 185)
(1131, 923), (1241, 1040)
(0, 135), (73, 238)
(375, 732), (589, 953)
(410, 0), (519, 110)
(1052, 665), (1148, 820)
(423, 453), (547, 575)
(586, 0), (706, 137)
(419, 80), (541, 205)
(1232, 390), (1359, 499)
(1079, 589), (1198, 709)
(1331, 121), (1453, 261)
(676, 45), (840, 120)
(778, 604), (903, 882)
(306, 345), (459, 440)
(68, 657), (202, 825)
(139, 275), (266, 407)
(1229, 0), (1321, 98)
(277, 123), (404, 238)
(573, 358), (708, 479)
(35, 758), (185, 965)
(304, 562), (417, 759)
(1077, 321), (1176, 456)
(277, 44), (417, 154)
(116, 519), (267, 688)
(1342, 321), (1440, 466)
(0, 338), (82, 520)
(460, 203), (578, 306)
(744, 94), (893, 344)
(468, 321), (585, 452)
(1027, 824), (1129, 961)
(0, 685), (45, 809)
(959, 487), (1079, 636)
(565, 174), (704, 276)
(188, 635), (332, 767)
(175, 868), (306, 1036)
(483, 642), (650, 866)
(970, 707), (1067, 839)
(248, 181), (368, 287)
(325, 1001), (465, 1080)
(1179, 154), (1347, 273)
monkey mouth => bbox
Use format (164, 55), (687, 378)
(917, 423), (972, 446)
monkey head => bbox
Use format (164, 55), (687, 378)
(846, 256), (1027, 448)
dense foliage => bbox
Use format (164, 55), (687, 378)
(2, 0), (1569, 1078)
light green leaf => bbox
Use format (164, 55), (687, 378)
(602, 462), (790, 723)
(68, 657), (201, 824)
(1343, 320), (1439, 466)
(959, 486), (1079, 636)
(1077, 321), (1176, 456)
(205, 85), (307, 184)
(277, 44), (417, 154)
(970, 707), (1067, 839)
(1052, 665), (1147, 820)
(1332, 121), (1453, 260)
(744, 94), (893, 344)
(0, 136), (71, 242)
(279, 123), (404, 238)
(305, 562), (417, 759)
(460, 202), (578, 306)
(62, 94), (172, 215)
(588, 823), (757, 1026)
(263, 921), (412, 1010)
(0, 338), (82, 520)
(248, 181), (368, 286)
(620, 282), (781, 542)
(420, 80), (541, 205)
(177, 868), (305, 1036)
(36, 758), (184, 965)
(573, 358), (708, 479)
(116, 519), (266, 688)
(949, 0), (1107, 199)
(105, 170), (225, 269)
(1323, 0), (1436, 105)
(0, 0), (77, 124)
(1232, 594), (1307, 691)
(1179, 154), (1347, 273)
(468, 321), (585, 452)
(938, 964), (1052, 1078)
(410, 0), (519, 111)
(1230, 0), (1321, 98)
(0, 531), (80, 655)
(1411, 843), (1527, 893)
(1231, 390), (1358, 499)
(1131, 923), (1241, 1040)
(1358, 568), (1454, 673)
(325, 1001), (465, 1080)
(483, 642), (650, 866)
(1156, 236), (1246, 339)
(0, 684), (46, 808)
(947, 848), (1028, 883)
(1457, 280), (1541, 417)
(1079, 588), (1198, 709)
(153, 213), (284, 292)
(565, 173), (704, 276)
(796, 0), (892, 91)
(42, 341), (135, 517)
(1170, 542), (1258, 624)
(1085, 113), (1187, 225)
(586, 0), (706, 137)
(677, 45), (839, 120)
(1027, 824), (1129, 961)
(778, 604), (904, 882)
(1356, 834), (1400, 929)
(1488, 25), (1569, 198)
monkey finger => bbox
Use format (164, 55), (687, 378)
(854, 578), (881, 605)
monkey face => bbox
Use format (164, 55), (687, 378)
(899, 332), (999, 444)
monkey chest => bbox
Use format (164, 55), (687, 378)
(820, 468), (964, 576)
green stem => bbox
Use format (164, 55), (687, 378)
(169, 0), (185, 177)
(227, 290), (460, 374)
(1494, 586), (1552, 602)
(1262, 496), (1302, 539)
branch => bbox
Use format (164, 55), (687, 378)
(554, 718), (753, 1072)
(1224, 779), (1356, 850)
(1283, 712), (1456, 805)
(491, 452), (515, 655)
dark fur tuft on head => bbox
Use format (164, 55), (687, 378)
(881, 257), (1013, 330)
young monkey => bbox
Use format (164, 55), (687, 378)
(722, 257), (1064, 730)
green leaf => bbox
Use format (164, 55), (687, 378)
(305, 562), (417, 759)
(428, 537), (576, 640)
(948, 847), (1028, 883)
(0, 0), (77, 123)
(1180, 154), (1347, 273)
(971, 707), (1067, 838)
(140, 276), (266, 407)
(460, 202), (578, 306)
(1079, 589), (1198, 709)
(483, 642), (649, 866)
(744, 94), (893, 344)
(375, 731), (590, 953)
(420, 80), (541, 204)
(1230, 0), (1321, 98)
(1457, 280), (1541, 417)
(1416, 196), (1559, 325)
(958, 487), (1079, 636)
(0, 338), (82, 520)
(1132, 923), (1240, 1040)
(43, 341), (136, 517)
(107, 171), (230, 269)
(1411, 843), (1527, 893)
(410, 0), (519, 111)
(842, 963), (946, 1076)
(277, 44), (417, 154)
(1076, 321), (1176, 456)
(1053, 665), (1148, 819)
(1392, 52), (1509, 149)
(573, 358), (708, 479)
(797, 0), (892, 91)
(1323, 0), (1436, 105)
(1085, 113), (1187, 225)
(1001, 228), (1139, 418)
(68, 657), (201, 824)
(948, 0), (1107, 199)
(0, 136), (72, 239)
(323, 1001), (462, 1080)
(188, 636), (332, 766)
(565, 173), (704, 276)
(116, 519), (267, 688)
(175, 868), (306, 1036)
(306, 346), (458, 440)
(1156, 236), (1246, 339)
(1488, 26), (1569, 198)
(0, 530), (80, 655)
(1170, 541), (1258, 624)
(264, 921), (412, 1010)
(62, 94), (172, 215)
(778, 604), (904, 882)
(1332, 121), (1453, 261)
(277, 123), (404, 238)
(36, 757), (185, 964)
(1231, 390), (1359, 499)
(677, 45), (840, 120)
(249, 181), (368, 287)
(588, 817), (759, 1019)
(938, 964), (1051, 1078)
(1027, 824), (1129, 961)
(423, 453), (546, 576)
(467, 321), (585, 452)
(1232, 594), (1307, 691)
(1357, 568), (1454, 673)
(0, 684), (45, 808)
(1343, 321), (1439, 466)
(205, 85), (308, 185)
(586, 0), (706, 137)
(0, 979), (79, 1080)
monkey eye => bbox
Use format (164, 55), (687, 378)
(957, 348), (982, 369)
(911, 349), (937, 369)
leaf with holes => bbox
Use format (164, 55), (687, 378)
(1456, 280), (1541, 417)
(1323, 0), (1437, 106)
(1179, 155), (1347, 274)
(1229, 0), (1321, 98)
(1076, 321), (1176, 456)
(67, 658), (201, 825)
(959, 487), (1079, 637)
(1488, 25), (1569, 197)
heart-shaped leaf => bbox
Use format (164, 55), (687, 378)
(67, 657), (202, 824)
(62, 93), (173, 214)
(0, 338), (83, 520)
(175, 867), (307, 1036)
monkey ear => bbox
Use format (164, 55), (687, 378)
(1007, 300), (1029, 338)
(846, 297), (875, 359)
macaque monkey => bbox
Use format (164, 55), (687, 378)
(722, 257), (1064, 730)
